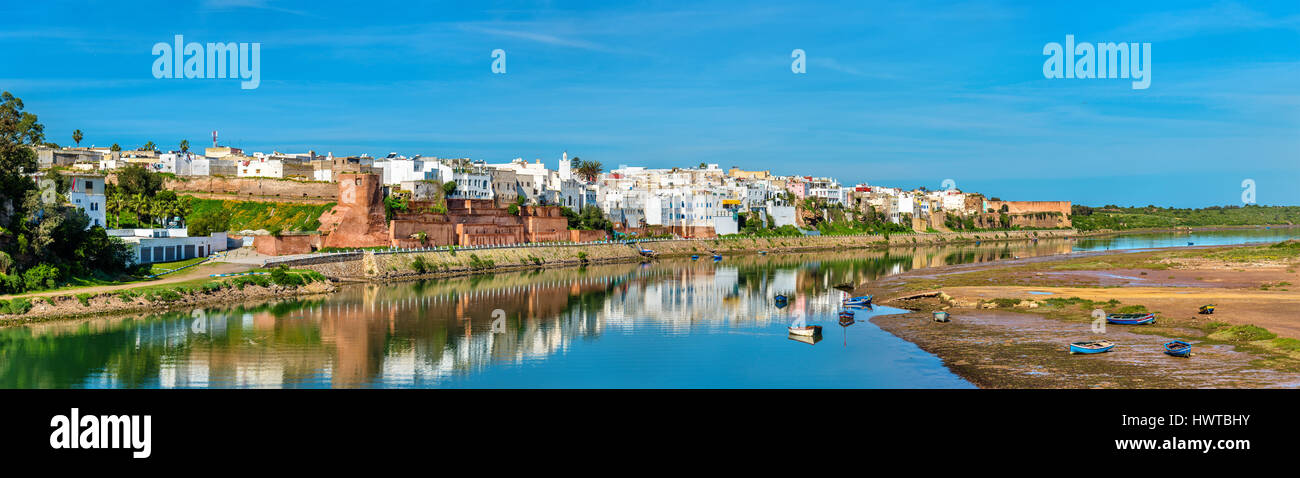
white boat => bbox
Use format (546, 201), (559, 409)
(787, 325), (822, 337)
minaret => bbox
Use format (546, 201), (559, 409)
(559, 151), (572, 180)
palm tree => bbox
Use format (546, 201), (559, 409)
(110, 143), (121, 152)
(130, 193), (148, 227)
(106, 193), (124, 227)
(140, 141), (156, 152)
(576, 160), (603, 182)
(72, 129), (83, 147)
(151, 198), (172, 228)
(179, 139), (189, 154)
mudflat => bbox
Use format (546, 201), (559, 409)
(861, 240), (1300, 388)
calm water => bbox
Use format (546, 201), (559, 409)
(1072, 228), (1300, 251)
(3, 227), (1298, 388)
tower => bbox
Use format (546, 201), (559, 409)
(559, 151), (571, 180)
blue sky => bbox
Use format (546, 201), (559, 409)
(2, 0), (1298, 207)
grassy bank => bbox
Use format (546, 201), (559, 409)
(0, 267), (330, 325)
(185, 197), (335, 233)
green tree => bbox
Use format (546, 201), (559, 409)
(442, 181), (457, 197)
(179, 139), (189, 154)
(576, 160), (603, 182)
(139, 141), (156, 152)
(110, 143), (121, 152)
(72, 129), (83, 147)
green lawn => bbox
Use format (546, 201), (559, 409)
(148, 257), (209, 275)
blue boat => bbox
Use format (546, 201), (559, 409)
(1106, 313), (1156, 325)
(838, 310), (855, 319)
(774, 295), (788, 303)
(690, 255), (699, 260)
(1069, 340), (1115, 354)
(1164, 340), (1192, 357)
(842, 295), (872, 306)
(758, 251), (768, 255)
(712, 254), (722, 261)
(932, 311), (950, 322)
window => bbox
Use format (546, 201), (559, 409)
(85, 180), (94, 190)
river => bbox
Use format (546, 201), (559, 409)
(2, 227), (1297, 388)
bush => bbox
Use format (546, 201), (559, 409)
(155, 289), (183, 302)
(411, 256), (428, 274)
(269, 265), (304, 287)
(76, 293), (94, 307)
(0, 273), (21, 294)
(22, 264), (61, 291)
(1, 298), (33, 315)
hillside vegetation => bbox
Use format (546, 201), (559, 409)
(1070, 205), (1300, 231)
(185, 197), (335, 233)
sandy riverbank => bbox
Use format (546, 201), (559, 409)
(859, 241), (1300, 388)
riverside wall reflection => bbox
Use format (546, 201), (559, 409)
(0, 240), (1074, 388)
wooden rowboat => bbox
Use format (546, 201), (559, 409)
(787, 333), (822, 345)
(839, 316), (855, 327)
(1164, 340), (1192, 357)
(1198, 304), (1215, 315)
(788, 325), (822, 337)
(1069, 340), (1115, 354)
(842, 295), (872, 306)
(1106, 313), (1156, 325)
(932, 311), (950, 322)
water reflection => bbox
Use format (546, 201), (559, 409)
(6, 230), (1292, 388)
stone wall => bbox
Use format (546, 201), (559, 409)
(986, 200), (1072, 216)
(255, 234), (320, 255)
(570, 229), (608, 242)
(318, 173), (391, 248)
(295, 228), (1077, 280)
(166, 176), (338, 200)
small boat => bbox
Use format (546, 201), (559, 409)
(1187, 242), (1194, 246)
(758, 251), (768, 255)
(838, 310), (855, 319)
(1106, 313), (1156, 325)
(1069, 340), (1115, 354)
(774, 294), (788, 302)
(690, 255), (699, 260)
(788, 333), (822, 345)
(1198, 304), (1215, 315)
(839, 316), (855, 327)
(788, 325), (822, 337)
(1164, 340), (1192, 357)
(712, 254), (722, 261)
(842, 295), (873, 306)
(932, 311), (950, 322)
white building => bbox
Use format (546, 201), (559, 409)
(107, 229), (229, 264)
(66, 173), (107, 228)
(438, 160), (494, 200)
(157, 152), (198, 176)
